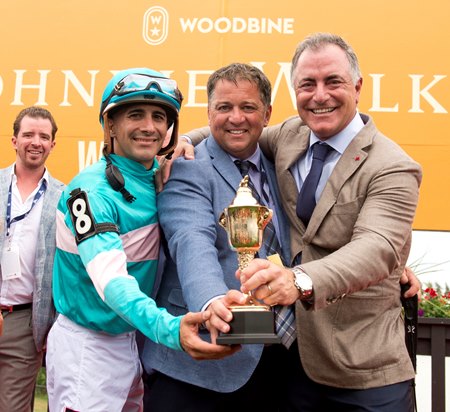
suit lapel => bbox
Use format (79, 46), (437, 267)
(205, 136), (245, 193)
(39, 176), (57, 237)
(304, 120), (375, 240)
(0, 167), (12, 216)
(278, 128), (310, 234)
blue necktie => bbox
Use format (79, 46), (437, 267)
(234, 160), (296, 348)
(296, 142), (333, 226)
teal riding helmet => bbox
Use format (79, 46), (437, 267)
(99, 68), (183, 156)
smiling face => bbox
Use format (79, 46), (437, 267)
(12, 115), (55, 172)
(108, 103), (168, 169)
(208, 79), (272, 159)
(292, 44), (362, 140)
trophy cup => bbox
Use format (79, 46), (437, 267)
(216, 176), (280, 344)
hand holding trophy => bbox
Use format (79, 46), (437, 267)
(217, 176), (280, 344)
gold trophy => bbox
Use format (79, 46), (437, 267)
(217, 176), (280, 344)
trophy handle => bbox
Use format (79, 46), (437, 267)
(258, 208), (272, 230)
(219, 211), (227, 229)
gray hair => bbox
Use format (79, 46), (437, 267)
(290, 33), (361, 86)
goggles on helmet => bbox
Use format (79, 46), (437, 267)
(100, 73), (183, 119)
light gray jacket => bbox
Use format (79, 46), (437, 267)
(0, 165), (64, 351)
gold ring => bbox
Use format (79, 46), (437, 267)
(266, 283), (273, 295)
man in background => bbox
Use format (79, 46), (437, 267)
(0, 106), (64, 412)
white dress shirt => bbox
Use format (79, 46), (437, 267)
(0, 167), (48, 305)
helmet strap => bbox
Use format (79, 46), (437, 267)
(105, 155), (136, 203)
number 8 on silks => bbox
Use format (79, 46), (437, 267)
(67, 188), (119, 245)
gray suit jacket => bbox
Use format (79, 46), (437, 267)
(260, 113), (422, 388)
(141, 136), (290, 392)
(0, 165), (64, 351)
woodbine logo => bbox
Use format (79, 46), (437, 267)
(142, 6), (294, 46)
(143, 6), (169, 46)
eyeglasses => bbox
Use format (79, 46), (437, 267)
(101, 73), (183, 116)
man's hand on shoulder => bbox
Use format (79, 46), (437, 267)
(157, 137), (195, 185)
(179, 311), (240, 360)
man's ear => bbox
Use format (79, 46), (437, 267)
(107, 117), (115, 137)
(264, 105), (273, 127)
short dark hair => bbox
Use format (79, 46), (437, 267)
(207, 63), (272, 108)
(13, 106), (58, 140)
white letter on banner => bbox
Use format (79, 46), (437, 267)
(215, 17), (231, 33)
(267, 18), (282, 34)
(252, 62), (296, 108)
(61, 70), (99, 107)
(408, 75), (447, 113)
(179, 18), (197, 33)
(248, 18), (259, 34)
(233, 18), (246, 33)
(197, 18), (213, 33)
(284, 18), (294, 34)
(78, 141), (104, 172)
(185, 70), (213, 107)
(12, 70), (49, 105)
(368, 74), (399, 112)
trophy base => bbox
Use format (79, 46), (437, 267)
(216, 305), (281, 345)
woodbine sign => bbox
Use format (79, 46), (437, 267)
(0, 0), (448, 232)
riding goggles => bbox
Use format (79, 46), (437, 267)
(101, 73), (183, 116)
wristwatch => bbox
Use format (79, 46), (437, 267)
(292, 267), (314, 301)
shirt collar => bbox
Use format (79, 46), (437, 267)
(309, 112), (364, 155)
(228, 145), (262, 170)
(10, 163), (49, 186)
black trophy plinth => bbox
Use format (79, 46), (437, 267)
(216, 306), (280, 345)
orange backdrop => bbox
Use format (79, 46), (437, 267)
(0, 0), (449, 230)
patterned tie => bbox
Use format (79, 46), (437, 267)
(296, 142), (333, 226)
(274, 304), (296, 348)
(234, 160), (296, 348)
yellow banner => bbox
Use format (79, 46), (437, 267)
(0, 0), (449, 230)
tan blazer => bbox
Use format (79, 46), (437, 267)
(260, 113), (422, 389)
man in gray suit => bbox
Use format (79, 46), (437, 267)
(0, 106), (65, 411)
(141, 63), (292, 411)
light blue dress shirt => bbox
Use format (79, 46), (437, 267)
(291, 112), (365, 201)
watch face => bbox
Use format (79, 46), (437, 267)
(294, 270), (313, 298)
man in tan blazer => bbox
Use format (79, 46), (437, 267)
(236, 33), (422, 411)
